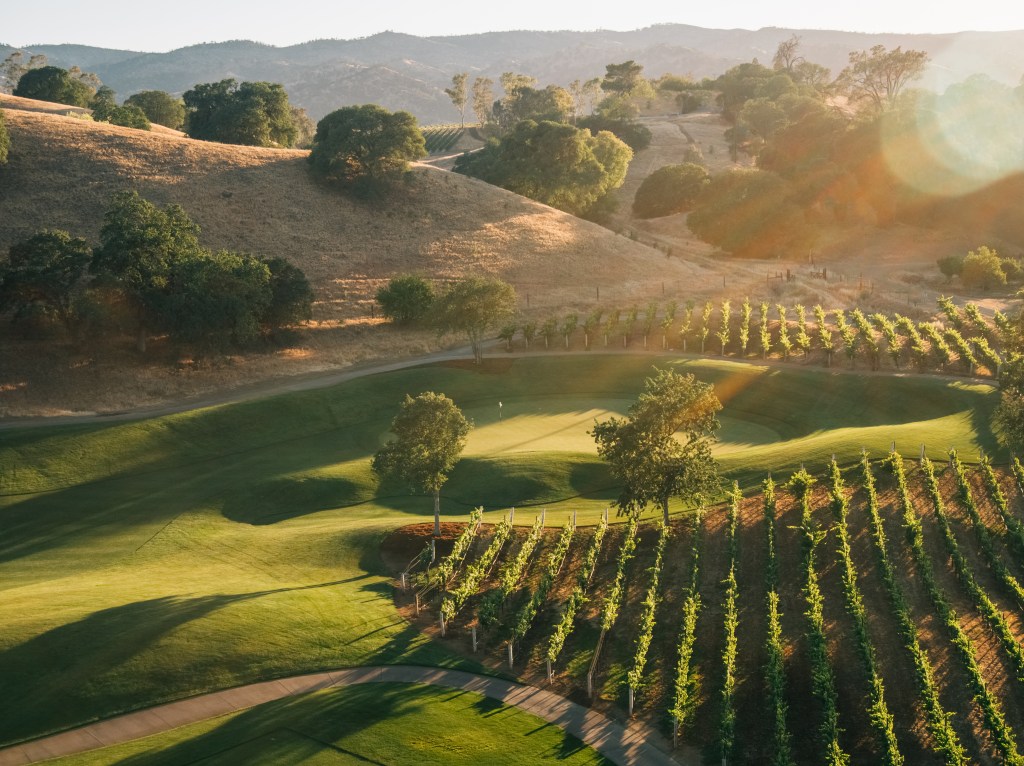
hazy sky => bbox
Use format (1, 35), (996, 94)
(6, 0), (1024, 51)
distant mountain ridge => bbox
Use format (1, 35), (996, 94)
(5, 25), (1024, 123)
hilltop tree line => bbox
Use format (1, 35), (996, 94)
(0, 192), (313, 353)
(626, 37), (1024, 259)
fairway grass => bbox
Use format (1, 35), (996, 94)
(0, 355), (999, 746)
(45, 683), (611, 765)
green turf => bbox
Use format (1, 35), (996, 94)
(45, 683), (611, 765)
(0, 354), (999, 745)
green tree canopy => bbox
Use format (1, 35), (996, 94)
(633, 163), (710, 219)
(183, 79), (298, 147)
(13, 65), (95, 107)
(263, 256), (314, 329)
(453, 119), (632, 217)
(576, 115), (652, 151)
(591, 367), (722, 524)
(125, 90), (186, 130)
(837, 45), (929, 114)
(90, 191), (204, 351)
(308, 104), (426, 196)
(372, 392), (472, 536)
(376, 274), (435, 325)
(432, 277), (517, 363)
(162, 250), (272, 350)
(687, 169), (816, 258)
(91, 88), (151, 130)
(961, 246), (1006, 290)
(0, 229), (91, 333)
(445, 73), (469, 127)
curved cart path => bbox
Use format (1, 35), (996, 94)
(0, 665), (688, 765)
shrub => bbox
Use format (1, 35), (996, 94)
(376, 274), (434, 325)
(633, 163), (709, 218)
(961, 246), (1006, 290)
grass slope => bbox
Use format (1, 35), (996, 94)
(0, 355), (998, 745)
(47, 683), (610, 765)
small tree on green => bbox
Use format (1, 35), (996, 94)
(499, 322), (518, 351)
(376, 274), (434, 325)
(591, 368), (722, 525)
(432, 277), (517, 363)
(372, 392), (472, 537)
(540, 317), (558, 349)
(309, 104), (425, 196)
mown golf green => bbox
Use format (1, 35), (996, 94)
(45, 683), (611, 765)
(0, 354), (998, 751)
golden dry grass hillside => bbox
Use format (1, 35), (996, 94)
(0, 97), (758, 416)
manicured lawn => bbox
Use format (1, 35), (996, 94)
(46, 683), (611, 765)
(0, 355), (998, 745)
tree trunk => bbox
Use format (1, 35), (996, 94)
(136, 324), (147, 354)
(433, 489), (441, 538)
(661, 497), (671, 526)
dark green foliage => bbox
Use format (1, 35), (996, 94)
(492, 84), (572, 130)
(576, 116), (651, 151)
(92, 88), (151, 130)
(14, 65), (94, 107)
(90, 191), (203, 350)
(633, 163), (709, 219)
(308, 104), (425, 196)
(687, 169), (815, 258)
(89, 86), (117, 119)
(89, 191), (310, 351)
(183, 79), (297, 147)
(125, 90), (186, 130)
(263, 256), (313, 329)
(454, 120), (632, 217)
(164, 251), (272, 350)
(0, 109), (9, 164)
(0, 229), (91, 333)
(375, 274), (434, 325)
(936, 254), (965, 282)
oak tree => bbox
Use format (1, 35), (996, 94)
(373, 392), (472, 537)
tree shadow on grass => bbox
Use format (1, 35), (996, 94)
(220, 475), (369, 525)
(0, 580), (356, 747)
(108, 683), (425, 766)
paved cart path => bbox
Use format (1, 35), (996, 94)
(0, 665), (693, 765)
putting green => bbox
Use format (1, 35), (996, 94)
(457, 398), (780, 456)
